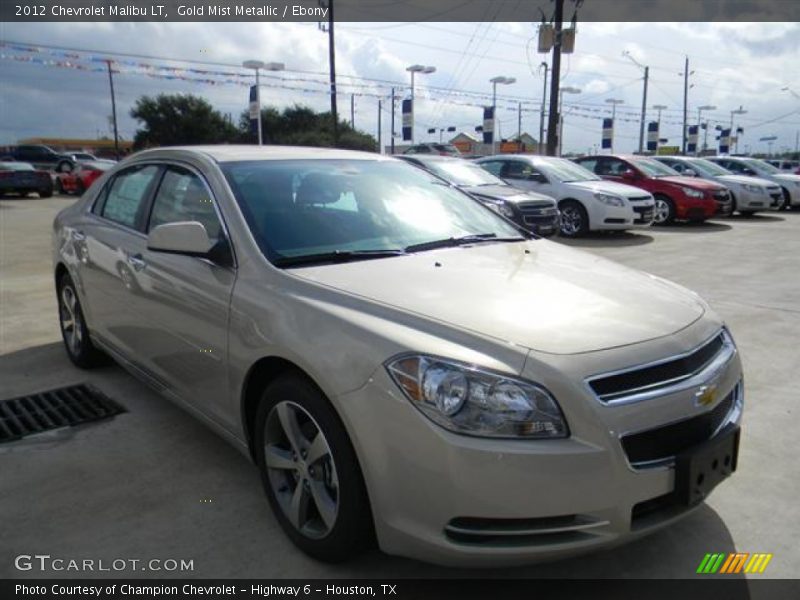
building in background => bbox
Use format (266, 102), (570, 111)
(18, 138), (134, 159)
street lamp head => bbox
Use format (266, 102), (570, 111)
(264, 62), (285, 71)
(407, 64), (436, 74)
(422, 66), (436, 74)
(243, 60), (266, 70)
(490, 76), (515, 85)
(699, 105), (716, 111)
(653, 104), (668, 110)
(605, 98), (624, 105)
(562, 86), (582, 94)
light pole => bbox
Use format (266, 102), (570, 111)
(558, 86), (581, 156)
(653, 104), (668, 126)
(243, 60), (285, 145)
(605, 98), (624, 152)
(406, 64), (436, 144)
(730, 106), (747, 153)
(622, 51), (649, 154)
(697, 105), (716, 155)
(539, 61), (549, 154)
(490, 76), (516, 154)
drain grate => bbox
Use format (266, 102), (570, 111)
(0, 384), (126, 443)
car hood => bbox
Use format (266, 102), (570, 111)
(290, 241), (705, 355)
(715, 174), (778, 188)
(464, 184), (554, 205)
(567, 180), (652, 198)
(772, 173), (800, 184)
(659, 176), (726, 190)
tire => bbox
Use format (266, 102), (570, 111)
(729, 193), (737, 215)
(56, 160), (73, 173)
(653, 194), (676, 225)
(740, 211), (756, 217)
(55, 179), (64, 195)
(57, 273), (108, 368)
(76, 180), (86, 195)
(558, 199), (589, 237)
(255, 373), (374, 562)
(40, 187), (53, 198)
(780, 187), (792, 211)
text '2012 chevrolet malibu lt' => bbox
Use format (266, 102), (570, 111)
(53, 146), (743, 566)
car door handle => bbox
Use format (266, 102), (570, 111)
(127, 254), (146, 272)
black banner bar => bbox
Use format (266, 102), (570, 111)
(1, 0), (798, 23)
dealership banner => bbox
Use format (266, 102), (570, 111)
(401, 99), (413, 142)
(248, 85), (259, 136)
(3, 578), (796, 599)
(647, 121), (660, 152)
(687, 125), (699, 154)
(719, 127), (732, 154)
(601, 118), (614, 150)
(482, 106), (495, 144)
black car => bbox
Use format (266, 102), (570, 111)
(398, 155), (561, 237)
(0, 161), (54, 198)
(0, 145), (75, 172)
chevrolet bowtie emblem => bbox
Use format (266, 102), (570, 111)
(695, 383), (718, 407)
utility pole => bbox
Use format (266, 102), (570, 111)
(638, 66), (649, 153)
(545, 0), (564, 156)
(377, 99), (382, 154)
(682, 56), (689, 154)
(518, 102), (522, 142)
(327, 0), (338, 146)
(105, 60), (120, 160)
(350, 94), (355, 128)
(390, 88), (396, 154)
(539, 62), (548, 154)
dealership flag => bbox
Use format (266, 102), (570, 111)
(402, 99), (413, 142)
(719, 128), (731, 154)
(601, 118), (614, 150)
(646, 121), (660, 152)
(687, 125), (699, 154)
(248, 85), (259, 136)
(482, 107), (495, 144)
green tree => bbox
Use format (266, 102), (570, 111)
(131, 94), (239, 149)
(239, 104), (377, 151)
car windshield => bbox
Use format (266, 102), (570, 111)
(632, 158), (679, 177)
(0, 162), (35, 171)
(222, 159), (524, 266)
(689, 159), (732, 177)
(743, 158), (780, 174)
(540, 158), (600, 182)
(427, 160), (505, 186)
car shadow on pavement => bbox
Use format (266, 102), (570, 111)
(654, 221), (732, 234)
(720, 214), (786, 223)
(555, 232), (654, 248)
(0, 342), (743, 581)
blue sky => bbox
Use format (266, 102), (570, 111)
(1, 21), (799, 154)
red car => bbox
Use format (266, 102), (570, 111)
(55, 161), (114, 195)
(574, 154), (732, 224)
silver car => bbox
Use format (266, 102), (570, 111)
(53, 146), (743, 566)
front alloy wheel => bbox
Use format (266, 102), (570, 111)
(653, 196), (675, 225)
(559, 200), (588, 237)
(264, 401), (339, 539)
(57, 273), (107, 368)
(255, 374), (373, 562)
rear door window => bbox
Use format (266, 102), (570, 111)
(99, 165), (161, 230)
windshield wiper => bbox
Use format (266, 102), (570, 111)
(273, 249), (407, 268)
(405, 233), (525, 253)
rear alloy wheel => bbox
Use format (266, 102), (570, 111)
(57, 273), (107, 368)
(653, 195), (676, 225)
(255, 374), (373, 562)
(558, 200), (589, 237)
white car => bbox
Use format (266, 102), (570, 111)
(654, 156), (783, 215)
(708, 157), (800, 209)
(475, 155), (655, 237)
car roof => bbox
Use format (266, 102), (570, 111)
(128, 145), (387, 164)
(398, 155), (464, 163)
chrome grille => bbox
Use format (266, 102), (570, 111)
(586, 330), (734, 405)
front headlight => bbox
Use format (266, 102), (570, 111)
(386, 355), (568, 439)
(483, 199), (516, 218)
(742, 184), (763, 193)
(594, 193), (625, 207)
(682, 187), (705, 199)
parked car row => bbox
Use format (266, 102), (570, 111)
(0, 161), (53, 198)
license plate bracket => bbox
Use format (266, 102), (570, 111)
(675, 425), (740, 506)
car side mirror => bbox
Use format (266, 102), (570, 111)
(683, 168), (697, 177)
(528, 173), (547, 183)
(147, 221), (213, 257)
(621, 169), (638, 180)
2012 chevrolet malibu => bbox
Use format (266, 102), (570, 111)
(53, 146), (743, 566)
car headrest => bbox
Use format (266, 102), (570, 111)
(295, 172), (344, 207)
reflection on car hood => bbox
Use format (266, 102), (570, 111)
(659, 176), (726, 190)
(463, 184), (555, 205)
(290, 241), (705, 355)
(715, 174), (778, 188)
(567, 180), (652, 198)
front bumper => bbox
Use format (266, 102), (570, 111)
(336, 325), (743, 566)
(735, 188), (783, 211)
(591, 202), (655, 231)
